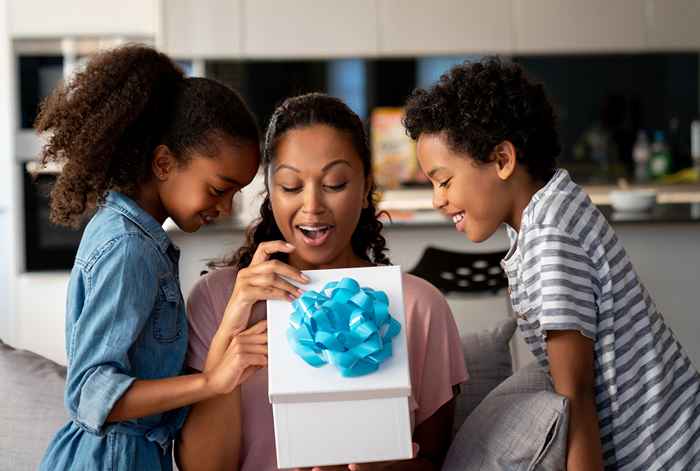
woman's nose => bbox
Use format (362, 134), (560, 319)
(302, 186), (324, 214)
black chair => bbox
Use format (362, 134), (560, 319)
(408, 246), (509, 295)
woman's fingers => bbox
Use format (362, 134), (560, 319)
(250, 240), (296, 266)
(248, 272), (304, 298)
(241, 320), (267, 336)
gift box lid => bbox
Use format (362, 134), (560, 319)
(268, 265), (411, 404)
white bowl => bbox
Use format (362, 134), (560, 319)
(609, 189), (657, 212)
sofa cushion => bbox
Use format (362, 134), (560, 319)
(0, 339), (68, 471)
(453, 317), (516, 434)
(443, 363), (569, 471)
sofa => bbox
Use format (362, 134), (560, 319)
(0, 318), (568, 470)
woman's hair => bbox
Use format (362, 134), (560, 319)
(403, 57), (561, 182)
(36, 44), (260, 227)
(222, 92), (390, 270)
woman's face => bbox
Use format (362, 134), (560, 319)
(160, 135), (260, 233)
(269, 124), (370, 270)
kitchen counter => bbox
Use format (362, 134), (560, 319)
(165, 201), (700, 236)
(378, 182), (700, 211)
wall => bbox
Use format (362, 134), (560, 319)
(0, 0), (16, 344)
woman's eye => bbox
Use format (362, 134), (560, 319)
(439, 178), (452, 189)
(280, 185), (302, 193)
(211, 187), (226, 197)
(324, 182), (348, 191)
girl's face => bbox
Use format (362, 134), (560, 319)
(269, 124), (371, 270)
(160, 135), (260, 233)
(417, 132), (510, 243)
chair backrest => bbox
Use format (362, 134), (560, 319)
(408, 246), (508, 295)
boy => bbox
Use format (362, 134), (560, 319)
(404, 57), (700, 470)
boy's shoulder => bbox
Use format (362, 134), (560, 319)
(523, 170), (605, 245)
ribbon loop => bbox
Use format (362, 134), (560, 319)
(287, 278), (401, 377)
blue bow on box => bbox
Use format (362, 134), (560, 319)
(287, 277), (401, 377)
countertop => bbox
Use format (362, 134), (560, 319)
(378, 182), (700, 211)
(163, 181), (700, 234)
(165, 201), (700, 235)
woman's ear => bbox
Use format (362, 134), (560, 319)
(152, 145), (177, 181)
(363, 176), (373, 209)
(493, 140), (517, 181)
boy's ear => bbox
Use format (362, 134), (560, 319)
(494, 140), (517, 180)
(152, 145), (177, 181)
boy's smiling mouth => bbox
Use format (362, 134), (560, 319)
(451, 212), (464, 224)
(450, 211), (466, 232)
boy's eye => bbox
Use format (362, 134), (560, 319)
(439, 178), (452, 189)
(324, 182), (348, 191)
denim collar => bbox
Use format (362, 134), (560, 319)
(103, 192), (173, 254)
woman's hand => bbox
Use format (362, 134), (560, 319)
(221, 241), (309, 335)
(203, 320), (268, 395)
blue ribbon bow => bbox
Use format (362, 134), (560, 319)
(287, 278), (401, 377)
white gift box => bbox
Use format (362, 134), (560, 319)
(267, 265), (413, 469)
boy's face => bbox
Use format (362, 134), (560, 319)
(417, 132), (511, 243)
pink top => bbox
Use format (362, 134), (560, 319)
(186, 267), (468, 471)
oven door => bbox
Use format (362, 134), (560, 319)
(23, 165), (86, 271)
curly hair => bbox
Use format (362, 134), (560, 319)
(221, 93), (390, 270)
(403, 57), (561, 182)
(35, 44), (259, 228)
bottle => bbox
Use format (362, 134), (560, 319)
(632, 130), (650, 182)
(691, 120), (700, 172)
(649, 131), (672, 179)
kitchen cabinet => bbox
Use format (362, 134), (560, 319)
(513, 0), (646, 53)
(242, 0), (377, 58)
(645, 0), (700, 50)
(377, 0), (512, 56)
(8, 0), (157, 38)
(159, 0), (242, 58)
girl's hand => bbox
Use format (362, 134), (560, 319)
(204, 320), (268, 395)
(220, 241), (309, 335)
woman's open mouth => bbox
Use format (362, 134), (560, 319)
(296, 224), (335, 247)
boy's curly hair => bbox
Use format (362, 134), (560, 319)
(219, 93), (390, 270)
(35, 44), (259, 228)
(403, 57), (560, 182)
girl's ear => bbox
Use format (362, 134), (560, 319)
(493, 140), (517, 181)
(152, 145), (177, 181)
(363, 175), (373, 209)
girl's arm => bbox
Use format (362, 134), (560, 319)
(546, 330), (604, 471)
(107, 321), (267, 424)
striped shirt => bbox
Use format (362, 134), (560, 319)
(501, 169), (700, 470)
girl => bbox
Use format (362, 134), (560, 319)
(38, 45), (268, 470)
(177, 93), (467, 471)
(404, 57), (700, 470)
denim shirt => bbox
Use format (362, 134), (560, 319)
(41, 192), (188, 470)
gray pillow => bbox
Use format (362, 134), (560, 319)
(444, 363), (569, 471)
(454, 317), (516, 434)
(0, 339), (68, 471)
